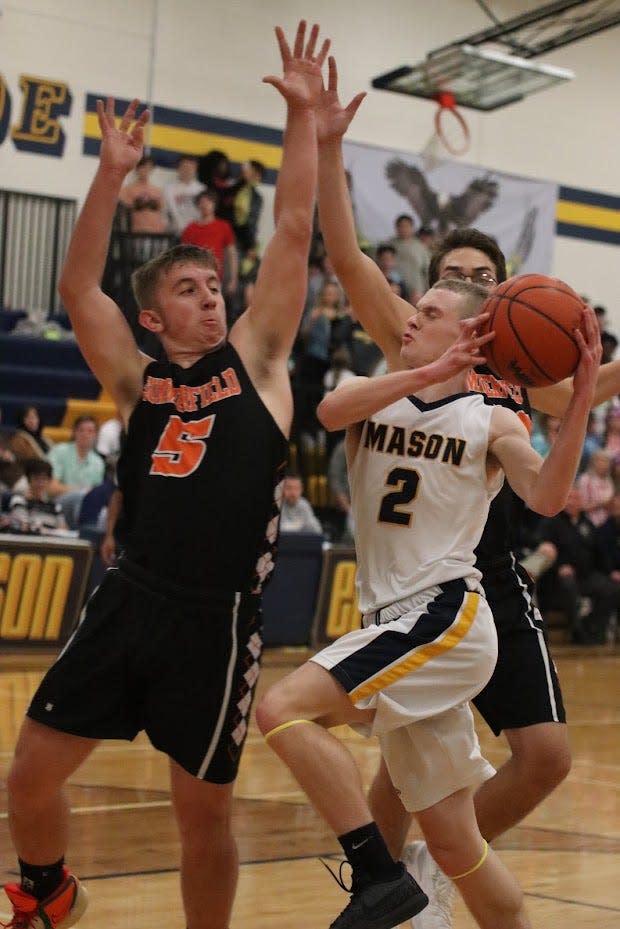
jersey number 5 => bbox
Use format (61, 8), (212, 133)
(378, 467), (421, 526)
(150, 414), (215, 477)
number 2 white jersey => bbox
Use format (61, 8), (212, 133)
(349, 391), (503, 614)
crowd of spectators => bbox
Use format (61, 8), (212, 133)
(0, 407), (121, 537)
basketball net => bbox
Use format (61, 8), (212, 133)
(419, 92), (470, 171)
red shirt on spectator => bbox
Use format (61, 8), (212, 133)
(181, 218), (236, 277)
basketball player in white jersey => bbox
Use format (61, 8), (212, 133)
(256, 277), (601, 929)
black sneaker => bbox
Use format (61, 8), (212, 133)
(324, 860), (429, 929)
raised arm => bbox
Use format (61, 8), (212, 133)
(231, 21), (328, 369)
(490, 309), (602, 514)
(58, 99), (151, 422)
(316, 57), (411, 369)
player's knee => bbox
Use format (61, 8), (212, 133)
(6, 759), (53, 805)
(533, 743), (571, 792)
(424, 830), (480, 880)
(513, 731), (572, 792)
(255, 682), (292, 736)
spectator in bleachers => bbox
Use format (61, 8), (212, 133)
(197, 148), (235, 221)
(578, 412), (603, 472)
(5, 459), (67, 535)
(603, 406), (620, 459)
(322, 346), (356, 458)
(303, 252), (344, 321)
(416, 225), (437, 251)
(119, 155), (168, 233)
(592, 303), (607, 333)
(530, 412), (561, 457)
(164, 154), (204, 235)
(326, 438), (354, 543)
(48, 415), (105, 528)
(279, 473), (323, 535)
(48, 415), (104, 495)
(323, 345), (356, 397)
(594, 492), (620, 573)
(230, 159), (265, 256)
(0, 411), (27, 496)
(181, 189), (239, 299)
(536, 485), (620, 644)
(298, 281), (346, 443)
(601, 330), (619, 364)
(344, 302), (383, 377)
(593, 493), (620, 642)
(78, 458), (117, 533)
(9, 404), (53, 460)
(374, 243), (410, 302)
(577, 448), (615, 527)
(388, 212), (429, 304)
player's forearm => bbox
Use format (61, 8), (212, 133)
(526, 394), (592, 515)
(273, 105), (316, 231)
(318, 365), (440, 431)
(318, 138), (405, 354)
(317, 138), (361, 277)
(58, 165), (127, 305)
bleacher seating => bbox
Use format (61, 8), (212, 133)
(0, 331), (114, 441)
(0, 309), (28, 332)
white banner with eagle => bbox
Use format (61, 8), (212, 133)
(342, 140), (558, 277)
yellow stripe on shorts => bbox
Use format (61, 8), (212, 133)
(349, 591), (480, 703)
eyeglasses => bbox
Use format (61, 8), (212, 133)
(440, 269), (497, 287)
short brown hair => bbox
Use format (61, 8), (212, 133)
(24, 458), (52, 480)
(431, 278), (488, 319)
(428, 228), (506, 287)
(131, 244), (218, 310)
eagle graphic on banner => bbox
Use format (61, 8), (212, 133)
(385, 158), (537, 273)
(385, 158), (498, 233)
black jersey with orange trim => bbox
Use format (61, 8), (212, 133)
(117, 342), (288, 594)
(467, 364), (532, 568)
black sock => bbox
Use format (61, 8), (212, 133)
(338, 822), (401, 886)
(18, 858), (65, 901)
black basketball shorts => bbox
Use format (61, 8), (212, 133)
(27, 560), (263, 783)
(473, 556), (566, 736)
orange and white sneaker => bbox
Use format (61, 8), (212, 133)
(3, 868), (88, 929)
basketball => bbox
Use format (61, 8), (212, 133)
(478, 274), (586, 388)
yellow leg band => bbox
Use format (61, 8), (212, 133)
(263, 719), (313, 743)
(448, 840), (489, 881)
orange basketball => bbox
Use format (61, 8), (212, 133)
(478, 273), (585, 388)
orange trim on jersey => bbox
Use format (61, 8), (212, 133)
(349, 591), (480, 703)
(142, 367), (241, 413)
(467, 370), (524, 403)
(517, 410), (533, 435)
(467, 371), (532, 434)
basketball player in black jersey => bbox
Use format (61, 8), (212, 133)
(313, 58), (620, 928)
(3, 21), (329, 929)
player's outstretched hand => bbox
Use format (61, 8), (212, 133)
(96, 97), (150, 176)
(263, 21), (330, 110)
(572, 303), (602, 400)
(432, 314), (495, 381)
(315, 55), (366, 144)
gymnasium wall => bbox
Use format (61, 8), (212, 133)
(1, 1), (619, 318)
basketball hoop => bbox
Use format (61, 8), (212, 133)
(433, 92), (470, 156)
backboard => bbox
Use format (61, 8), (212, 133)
(371, 0), (620, 111)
